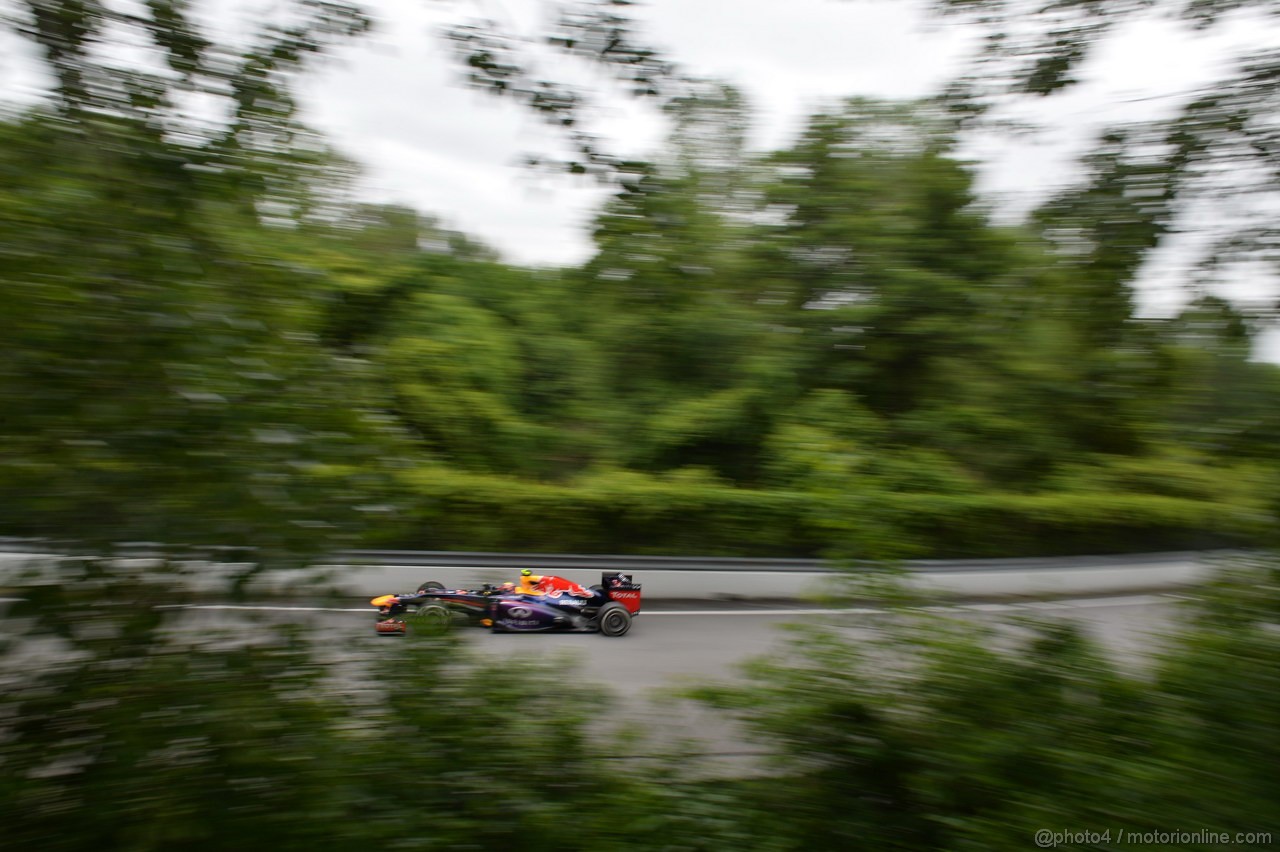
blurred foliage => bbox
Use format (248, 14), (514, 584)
(3, 89), (1279, 561)
(4, 554), (1277, 851)
(378, 464), (1269, 558)
(0, 562), (749, 852)
(442, 0), (688, 179)
(934, 0), (1280, 302)
(344, 98), (1275, 559)
(2, 3), (1280, 848)
(0, 0), (411, 567)
(0, 113), (408, 565)
(3, 0), (1279, 564)
(690, 555), (1280, 850)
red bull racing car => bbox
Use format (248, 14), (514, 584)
(371, 572), (641, 637)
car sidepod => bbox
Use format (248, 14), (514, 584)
(490, 597), (574, 632)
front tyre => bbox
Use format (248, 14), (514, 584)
(417, 581), (445, 593)
(411, 604), (452, 634)
(597, 602), (632, 637)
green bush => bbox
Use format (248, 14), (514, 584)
(888, 491), (1271, 557)
(689, 557), (1280, 851)
(5, 559), (1277, 852)
(0, 563), (742, 852)
(382, 466), (1271, 558)
(387, 466), (821, 555)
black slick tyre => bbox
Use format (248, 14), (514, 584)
(411, 603), (452, 633)
(597, 602), (632, 637)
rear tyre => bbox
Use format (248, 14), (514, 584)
(417, 581), (445, 593)
(597, 602), (632, 637)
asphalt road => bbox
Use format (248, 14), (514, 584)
(180, 593), (1188, 679)
(169, 593), (1189, 770)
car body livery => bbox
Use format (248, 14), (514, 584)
(371, 572), (641, 637)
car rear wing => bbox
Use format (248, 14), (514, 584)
(602, 572), (641, 614)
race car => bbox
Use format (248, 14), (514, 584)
(371, 572), (641, 637)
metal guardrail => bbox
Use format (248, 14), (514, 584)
(338, 549), (1234, 574)
(3, 544), (1241, 598)
(4, 539), (1243, 575)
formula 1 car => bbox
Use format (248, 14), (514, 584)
(371, 572), (641, 637)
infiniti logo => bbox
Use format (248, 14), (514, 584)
(508, 606), (532, 618)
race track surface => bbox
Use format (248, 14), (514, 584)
(168, 594), (1188, 770)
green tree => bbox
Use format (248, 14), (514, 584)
(0, 115), (402, 561)
(935, 0), (1280, 317)
(746, 102), (1010, 413)
(0, 0), (405, 562)
(574, 162), (794, 482)
(374, 289), (534, 473)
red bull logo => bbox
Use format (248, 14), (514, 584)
(539, 577), (592, 598)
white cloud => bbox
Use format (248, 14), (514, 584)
(292, 0), (977, 264)
(638, 0), (975, 150)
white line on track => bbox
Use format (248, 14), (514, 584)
(646, 608), (879, 616)
(158, 604), (375, 613)
(167, 593), (1181, 616)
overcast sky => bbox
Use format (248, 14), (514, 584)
(281, 0), (1252, 258)
(292, 0), (983, 266)
(2, 0), (1277, 353)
